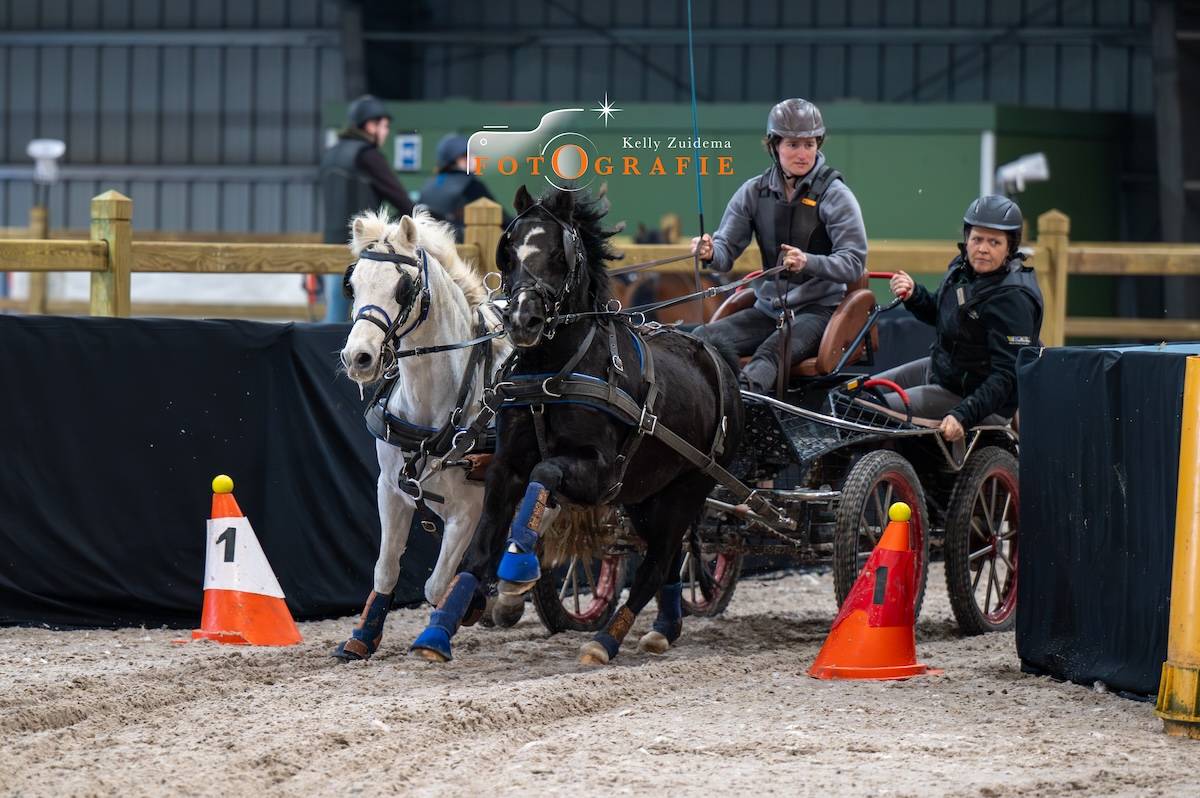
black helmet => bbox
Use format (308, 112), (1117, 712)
(347, 95), (391, 128)
(767, 98), (825, 140)
(963, 195), (1023, 231)
(963, 195), (1023, 255)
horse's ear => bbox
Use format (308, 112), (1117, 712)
(350, 216), (370, 253)
(397, 215), (418, 249)
(513, 184), (534, 214)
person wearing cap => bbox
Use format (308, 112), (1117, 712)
(418, 133), (509, 242)
(879, 195), (1044, 441)
(318, 94), (416, 321)
(691, 98), (867, 394)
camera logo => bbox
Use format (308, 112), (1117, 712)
(468, 108), (600, 192)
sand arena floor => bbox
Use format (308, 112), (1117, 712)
(1, 563), (1192, 797)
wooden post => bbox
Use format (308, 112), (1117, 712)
(463, 197), (502, 277)
(89, 191), (133, 317)
(26, 205), (49, 313)
(1036, 210), (1070, 347)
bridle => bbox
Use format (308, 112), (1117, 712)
(344, 243), (432, 377)
(497, 203), (585, 340)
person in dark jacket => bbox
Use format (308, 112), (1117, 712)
(879, 195), (1044, 442)
(318, 94), (415, 321)
(418, 133), (508, 242)
(690, 98), (867, 394)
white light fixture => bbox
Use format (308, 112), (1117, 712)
(26, 138), (66, 185)
(995, 152), (1050, 195)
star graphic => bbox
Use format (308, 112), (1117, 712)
(591, 92), (622, 127)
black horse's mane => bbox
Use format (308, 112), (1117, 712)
(536, 185), (624, 309)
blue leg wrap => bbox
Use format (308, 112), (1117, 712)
(652, 582), (684, 644)
(593, 632), (621, 660)
(497, 482), (549, 585)
(332, 591), (392, 661)
(411, 573), (479, 661)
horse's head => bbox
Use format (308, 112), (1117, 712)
(498, 185), (591, 348)
(339, 210), (429, 383)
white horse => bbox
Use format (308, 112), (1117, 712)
(333, 208), (512, 661)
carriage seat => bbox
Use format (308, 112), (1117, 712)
(707, 272), (879, 378)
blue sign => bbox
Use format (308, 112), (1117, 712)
(394, 134), (421, 172)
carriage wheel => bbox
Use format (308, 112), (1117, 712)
(944, 447), (1019, 635)
(679, 532), (743, 618)
(833, 450), (930, 619)
(531, 553), (627, 634)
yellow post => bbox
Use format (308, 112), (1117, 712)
(1035, 210), (1069, 347)
(1157, 355), (1200, 738)
(462, 197), (502, 277)
(26, 205), (49, 313)
(89, 190), (133, 317)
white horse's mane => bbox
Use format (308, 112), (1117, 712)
(349, 208), (487, 308)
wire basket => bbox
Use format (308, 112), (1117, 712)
(825, 390), (916, 432)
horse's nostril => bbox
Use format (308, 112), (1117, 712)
(353, 352), (373, 369)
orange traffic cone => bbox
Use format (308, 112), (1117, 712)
(192, 475), (302, 646)
(808, 501), (932, 680)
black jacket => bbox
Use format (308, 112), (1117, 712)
(904, 252), (1043, 427)
(319, 128), (415, 244)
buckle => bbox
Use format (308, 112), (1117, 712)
(541, 377), (564, 398)
(400, 477), (423, 501)
(638, 406), (658, 436)
(612, 355), (625, 374)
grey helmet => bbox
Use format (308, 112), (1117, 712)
(767, 98), (825, 140)
(347, 94), (391, 128)
(963, 195), (1024, 254)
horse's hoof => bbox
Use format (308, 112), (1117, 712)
(637, 630), (671, 655)
(492, 593), (526, 628)
(497, 578), (538, 597)
(412, 647), (448, 663)
(331, 638), (371, 662)
(579, 641), (611, 666)
(477, 596), (497, 628)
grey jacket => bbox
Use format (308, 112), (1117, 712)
(707, 152), (868, 315)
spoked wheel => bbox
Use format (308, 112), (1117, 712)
(679, 529), (743, 618)
(833, 450), (930, 618)
(944, 447), (1019, 634)
(531, 552), (627, 634)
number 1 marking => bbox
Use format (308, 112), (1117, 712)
(216, 526), (236, 562)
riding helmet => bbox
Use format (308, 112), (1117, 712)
(767, 99), (825, 140)
(435, 134), (469, 169)
(347, 94), (392, 128)
(962, 195), (1024, 255)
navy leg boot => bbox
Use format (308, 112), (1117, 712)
(638, 582), (683, 655)
(496, 482), (551, 594)
(332, 591), (392, 661)
(411, 573), (479, 662)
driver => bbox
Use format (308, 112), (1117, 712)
(691, 98), (867, 393)
(878, 195), (1044, 441)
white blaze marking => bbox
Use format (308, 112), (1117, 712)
(516, 226), (545, 262)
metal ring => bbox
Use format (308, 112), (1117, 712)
(630, 311), (647, 327)
(405, 478), (424, 501)
(542, 377), (564, 398)
(483, 271), (502, 293)
(606, 298), (623, 313)
(450, 430), (477, 455)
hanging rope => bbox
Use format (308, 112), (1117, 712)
(685, 0), (706, 299)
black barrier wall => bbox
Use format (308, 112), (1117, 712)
(1015, 344), (1197, 697)
(0, 313), (931, 629)
(0, 316), (443, 628)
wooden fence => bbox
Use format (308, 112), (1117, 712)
(1, 191), (1198, 345)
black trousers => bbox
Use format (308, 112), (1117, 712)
(698, 304), (834, 392)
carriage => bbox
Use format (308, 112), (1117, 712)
(531, 272), (1021, 639)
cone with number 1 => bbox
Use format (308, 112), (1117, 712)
(192, 475), (302, 646)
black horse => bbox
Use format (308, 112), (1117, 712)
(411, 185), (744, 665)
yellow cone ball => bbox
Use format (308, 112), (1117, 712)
(212, 474), (235, 494)
(888, 501), (911, 522)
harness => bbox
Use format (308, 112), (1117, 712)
(346, 241), (507, 531)
(344, 244), (433, 380)
(437, 204), (793, 532)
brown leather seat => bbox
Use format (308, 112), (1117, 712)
(708, 272), (879, 378)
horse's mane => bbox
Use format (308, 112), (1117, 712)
(348, 208), (488, 309)
(537, 186), (624, 308)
